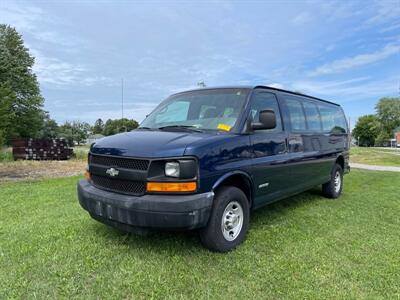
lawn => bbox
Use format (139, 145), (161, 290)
(350, 147), (400, 167)
(1, 170), (399, 299)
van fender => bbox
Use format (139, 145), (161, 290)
(211, 170), (254, 205)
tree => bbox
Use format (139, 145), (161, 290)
(103, 118), (139, 136)
(73, 121), (91, 145)
(58, 121), (74, 145)
(59, 121), (91, 145)
(375, 97), (400, 137)
(0, 83), (14, 146)
(39, 114), (59, 139)
(0, 24), (45, 143)
(92, 118), (104, 134)
(375, 131), (392, 147)
(352, 115), (380, 146)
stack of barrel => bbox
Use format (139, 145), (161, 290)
(12, 138), (74, 160)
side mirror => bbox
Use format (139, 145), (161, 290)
(251, 109), (276, 130)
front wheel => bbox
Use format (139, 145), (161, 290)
(199, 186), (249, 252)
(322, 164), (343, 199)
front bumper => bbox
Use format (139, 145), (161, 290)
(77, 180), (213, 231)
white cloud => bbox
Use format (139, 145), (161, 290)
(381, 22), (400, 33)
(290, 76), (398, 102)
(292, 12), (311, 25)
(365, 0), (400, 25)
(29, 48), (116, 87)
(56, 102), (157, 124)
(268, 83), (285, 89)
(0, 3), (44, 32)
(1, 2), (84, 48)
(30, 48), (84, 85)
(81, 76), (118, 87)
(309, 44), (400, 76)
(2, 0), (399, 125)
(325, 44), (336, 52)
(32, 30), (83, 48)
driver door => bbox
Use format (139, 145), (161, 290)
(249, 91), (290, 208)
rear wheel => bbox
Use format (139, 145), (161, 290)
(199, 186), (249, 252)
(322, 164), (343, 199)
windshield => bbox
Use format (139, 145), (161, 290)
(140, 88), (249, 131)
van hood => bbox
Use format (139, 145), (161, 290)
(91, 129), (226, 158)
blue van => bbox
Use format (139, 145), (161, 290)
(78, 86), (350, 252)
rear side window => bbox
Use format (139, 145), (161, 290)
(285, 97), (306, 131)
(250, 92), (282, 132)
(303, 101), (322, 131)
(319, 105), (347, 133)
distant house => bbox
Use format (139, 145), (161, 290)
(393, 127), (400, 148)
(86, 134), (105, 145)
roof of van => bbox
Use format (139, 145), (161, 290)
(173, 85), (340, 106)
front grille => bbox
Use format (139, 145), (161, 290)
(91, 175), (146, 195)
(90, 154), (149, 171)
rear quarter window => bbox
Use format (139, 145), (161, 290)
(318, 104), (347, 133)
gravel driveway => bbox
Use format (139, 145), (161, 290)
(350, 163), (400, 172)
(0, 160), (86, 182)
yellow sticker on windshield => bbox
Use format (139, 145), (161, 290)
(217, 123), (232, 131)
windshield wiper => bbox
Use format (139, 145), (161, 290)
(137, 126), (152, 130)
(157, 125), (203, 132)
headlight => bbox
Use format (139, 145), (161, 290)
(165, 161), (180, 177)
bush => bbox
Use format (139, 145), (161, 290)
(375, 131), (392, 147)
(0, 130), (4, 148)
(72, 146), (89, 161)
(0, 147), (13, 162)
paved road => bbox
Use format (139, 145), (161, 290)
(350, 163), (400, 172)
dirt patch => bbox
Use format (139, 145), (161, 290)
(0, 160), (86, 182)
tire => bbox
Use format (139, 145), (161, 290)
(322, 164), (343, 199)
(199, 186), (250, 252)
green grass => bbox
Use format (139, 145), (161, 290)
(72, 145), (90, 160)
(0, 147), (13, 162)
(350, 147), (400, 167)
(1, 170), (399, 299)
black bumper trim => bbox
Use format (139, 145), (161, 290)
(77, 180), (213, 230)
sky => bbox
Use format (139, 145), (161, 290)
(1, 0), (399, 128)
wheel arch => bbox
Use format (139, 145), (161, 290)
(335, 155), (344, 170)
(212, 171), (254, 208)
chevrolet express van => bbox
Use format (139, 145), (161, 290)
(78, 86), (349, 252)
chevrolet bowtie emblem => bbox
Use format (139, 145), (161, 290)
(106, 167), (119, 177)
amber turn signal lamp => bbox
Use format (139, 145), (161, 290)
(84, 170), (91, 180)
(147, 181), (197, 192)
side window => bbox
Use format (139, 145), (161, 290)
(318, 105), (347, 133)
(303, 101), (322, 131)
(285, 97), (307, 131)
(250, 92), (282, 131)
(319, 105), (334, 131)
(333, 108), (348, 133)
(155, 101), (189, 123)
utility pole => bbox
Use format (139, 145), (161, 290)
(348, 116), (352, 148)
(121, 78), (124, 119)
(348, 116), (351, 131)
